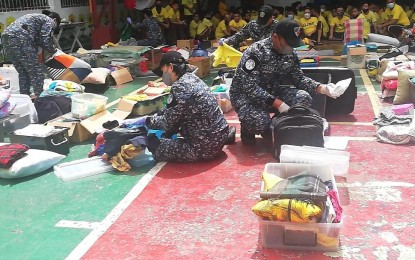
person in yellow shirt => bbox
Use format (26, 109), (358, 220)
(243, 10), (251, 23)
(189, 13), (200, 38)
(218, 0), (228, 17)
(350, 6), (371, 40)
(182, 0), (197, 24)
(406, 4), (413, 20)
(196, 13), (213, 40)
(300, 7), (319, 43)
(292, 1), (304, 18)
(229, 13), (247, 34)
(165, 0), (174, 13)
(311, 7), (329, 44)
(152, 0), (167, 23)
(211, 11), (221, 28)
(320, 5), (332, 21)
(274, 6), (285, 21)
(329, 6), (350, 40)
(361, 1), (378, 33)
(377, 0), (410, 37)
(286, 9), (301, 24)
(166, 1), (186, 45)
(215, 14), (231, 39)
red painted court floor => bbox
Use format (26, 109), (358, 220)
(79, 93), (415, 259)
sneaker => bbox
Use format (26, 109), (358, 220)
(241, 127), (256, 145)
(224, 126), (236, 144)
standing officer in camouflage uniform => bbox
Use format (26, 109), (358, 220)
(2, 12), (61, 98)
(230, 19), (342, 145)
(220, 5), (278, 47)
(128, 8), (164, 47)
(140, 51), (235, 162)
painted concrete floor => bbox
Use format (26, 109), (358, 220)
(1, 68), (414, 259)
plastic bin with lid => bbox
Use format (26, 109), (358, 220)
(279, 145), (350, 176)
(211, 85), (230, 100)
(71, 93), (108, 119)
(259, 163), (343, 251)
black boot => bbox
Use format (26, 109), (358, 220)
(224, 126), (236, 144)
(241, 126), (256, 145)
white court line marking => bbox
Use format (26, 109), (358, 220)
(360, 69), (382, 116)
(234, 134), (376, 141)
(56, 220), (100, 230)
(65, 162), (167, 260)
(227, 119), (374, 126)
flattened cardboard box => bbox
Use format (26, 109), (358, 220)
(187, 57), (211, 78)
(111, 67), (133, 85)
(47, 99), (136, 143)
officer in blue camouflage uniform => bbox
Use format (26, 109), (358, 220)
(128, 8), (164, 47)
(230, 19), (341, 145)
(2, 12), (61, 98)
(141, 51), (235, 162)
(220, 5), (278, 47)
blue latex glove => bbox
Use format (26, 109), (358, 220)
(219, 38), (226, 46)
(127, 17), (132, 24)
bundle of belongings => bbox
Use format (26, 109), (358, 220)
(252, 171), (342, 247)
(373, 105), (415, 144)
(88, 117), (150, 172)
(0, 89), (16, 119)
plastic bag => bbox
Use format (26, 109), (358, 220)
(120, 23), (132, 42)
(212, 43), (242, 68)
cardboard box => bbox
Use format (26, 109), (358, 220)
(144, 48), (163, 70)
(187, 56), (211, 78)
(217, 98), (232, 114)
(177, 40), (194, 50)
(111, 67), (133, 85)
(47, 99), (136, 143)
(347, 45), (366, 69)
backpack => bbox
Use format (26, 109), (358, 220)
(271, 105), (324, 159)
(34, 96), (72, 123)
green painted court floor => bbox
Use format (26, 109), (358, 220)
(0, 67), (380, 259)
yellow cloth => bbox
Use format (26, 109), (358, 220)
(197, 18), (212, 35)
(317, 233), (339, 248)
(330, 16), (350, 33)
(215, 20), (228, 39)
(318, 15), (329, 37)
(211, 16), (220, 27)
(300, 17), (319, 35)
(385, 4), (410, 26)
(219, 2), (228, 17)
(363, 10), (378, 24)
(252, 198), (323, 222)
(166, 8), (181, 22)
(212, 43), (242, 68)
(182, 0), (196, 16)
(189, 20), (199, 38)
(106, 144), (144, 172)
(262, 172), (284, 191)
(357, 13), (371, 39)
(229, 19), (247, 31)
(152, 7), (167, 22)
(123, 94), (149, 101)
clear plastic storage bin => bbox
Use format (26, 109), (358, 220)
(71, 93), (108, 119)
(259, 163), (343, 251)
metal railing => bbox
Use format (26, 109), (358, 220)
(0, 0), (50, 12)
(61, 0), (89, 8)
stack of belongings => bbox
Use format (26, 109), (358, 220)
(373, 105), (415, 145)
(294, 48), (319, 68)
(0, 89), (16, 119)
(252, 171), (342, 248)
(378, 61), (415, 100)
(89, 117), (148, 172)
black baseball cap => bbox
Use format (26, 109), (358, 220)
(153, 51), (186, 77)
(257, 5), (273, 25)
(273, 18), (302, 48)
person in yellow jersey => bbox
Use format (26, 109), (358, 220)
(286, 8), (301, 23)
(152, 0), (167, 23)
(292, 1), (304, 18)
(165, 0), (174, 13)
(189, 13), (200, 38)
(406, 4), (413, 20)
(329, 6), (350, 40)
(182, 0), (197, 24)
(299, 7), (319, 43)
(409, 3), (415, 26)
(350, 6), (371, 40)
(211, 11), (221, 28)
(377, 0), (410, 37)
(196, 12), (213, 40)
(361, 1), (378, 33)
(166, 1), (186, 44)
(274, 6), (285, 21)
(215, 14), (232, 39)
(320, 5), (332, 22)
(229, 12), (247, 35)
(311, 7), (329, 45)
(218, 0), (228, 17)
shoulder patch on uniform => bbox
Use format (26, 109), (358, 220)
(167, 93), (174, 105)
(242, 55), (260, 73)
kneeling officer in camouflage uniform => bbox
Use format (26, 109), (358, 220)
(230, 19), (342, 145)
(2, 12), (61, 98)
(138, 51), (235, 162)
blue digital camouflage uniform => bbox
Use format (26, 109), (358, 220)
(134, 17), (164, 47)
(2, 14), (57, 97)
(230, 37), (320, 135)
(225, 19), (278, 47)
(146, 72), (229, 162)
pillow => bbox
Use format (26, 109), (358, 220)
(0, 148), (65, 179)
(381, 79), (398, 90)
(0, 102), (16, 119)
(81, 68), (111, 84)
(394, 69), (415, 104)
(0, 89), (11, 108)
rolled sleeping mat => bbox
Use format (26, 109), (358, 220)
(366, 33), (400, 47)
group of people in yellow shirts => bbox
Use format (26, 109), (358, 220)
(148, 0), (415, 45)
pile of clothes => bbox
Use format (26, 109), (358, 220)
(0, 89), (16, 119)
